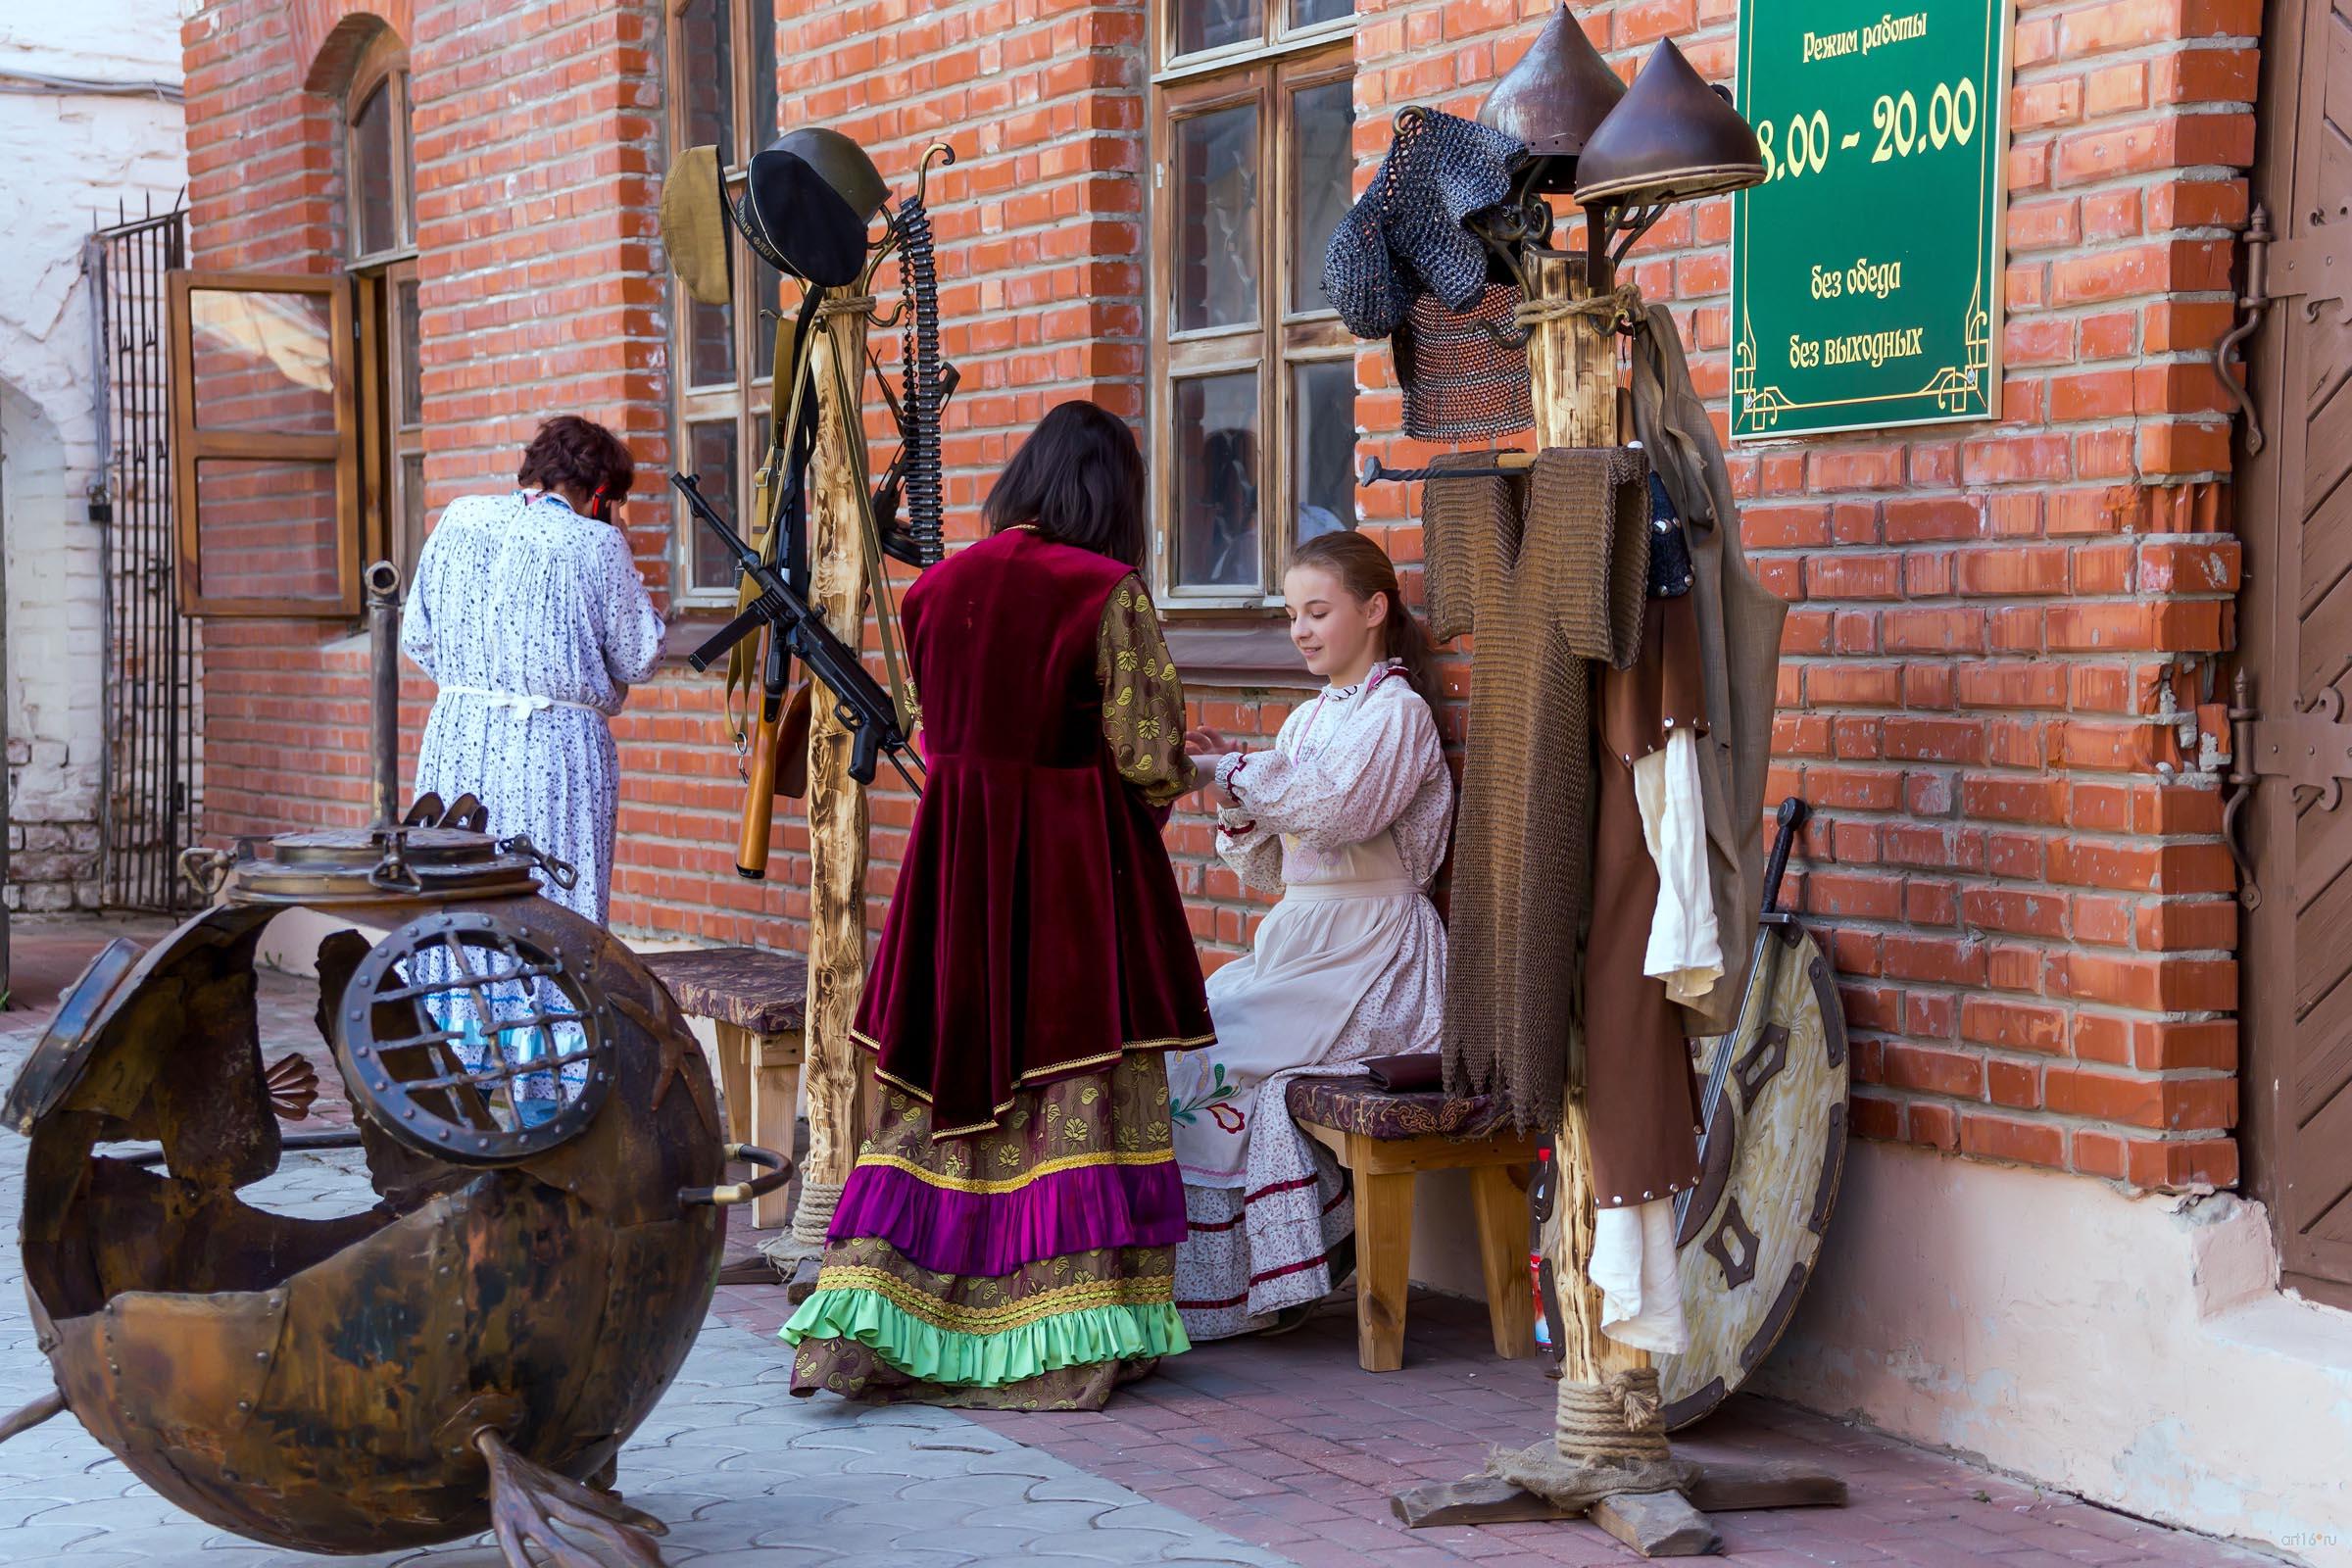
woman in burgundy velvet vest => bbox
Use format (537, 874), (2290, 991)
(783, 401), (1213, 1409)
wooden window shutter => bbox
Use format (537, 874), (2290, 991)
(168, 270), (368, 617)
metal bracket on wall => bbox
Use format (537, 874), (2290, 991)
(2213, 205), (2352, 454)
(2222, 672), (2352, 908)
(2211, 205), (2276, 452)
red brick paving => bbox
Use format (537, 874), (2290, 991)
(4, 920), (2277, 1566)
(710, 1244), (2272, 1566)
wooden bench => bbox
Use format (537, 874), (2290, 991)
(644, 947), (808, 1231)
(1285, 1075), (1541, 1374)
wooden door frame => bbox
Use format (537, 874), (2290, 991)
(2233, 0), (2352, 1310)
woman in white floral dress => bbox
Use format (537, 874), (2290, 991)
(1173, 532), (1453, 1339)
(400, 416), (664, 927)
(399, 417), (663, 1121)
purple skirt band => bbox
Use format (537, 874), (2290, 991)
(828, 1157), (1187, 1276)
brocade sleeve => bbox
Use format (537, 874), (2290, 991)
(1098, 575), (1195, 807)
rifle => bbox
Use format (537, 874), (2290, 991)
(675, 472), (923, 880)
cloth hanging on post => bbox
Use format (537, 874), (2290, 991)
(1627, 298), (1789, 1036)
(1586, 594), (1708, 1216)
(1423, 447), (1646, 1130)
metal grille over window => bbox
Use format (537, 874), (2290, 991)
(338, 909), (617, 1163)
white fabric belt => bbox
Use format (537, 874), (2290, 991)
(438, 685), (605, 719)
(1282, 878), (1418, 905)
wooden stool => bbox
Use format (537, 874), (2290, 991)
(644, 947), (808, 1231)
(1286, 1075), (1541, 1374)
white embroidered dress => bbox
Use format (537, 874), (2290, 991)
(399, 490), (665, 926)
(1171, 663), (1452, 1339)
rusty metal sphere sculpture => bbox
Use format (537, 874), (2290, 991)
(1, 820), (786, 1566)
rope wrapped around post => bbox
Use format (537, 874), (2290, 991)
(790, 1177), (845, 1250)
(1513, 282), (1644, 333)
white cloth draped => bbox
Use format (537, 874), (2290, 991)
(1591, 1198), (1690, 1354)
(1635, 727), (1723, 1006)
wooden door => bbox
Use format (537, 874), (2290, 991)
(2234, 0), (2352, 1308)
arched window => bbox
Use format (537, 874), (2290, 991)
(348, 31), (424, 585)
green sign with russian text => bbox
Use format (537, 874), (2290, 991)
(1731, 0), (2014, 439)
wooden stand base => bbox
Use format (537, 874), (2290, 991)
(1393, 1452), (1846, 1559)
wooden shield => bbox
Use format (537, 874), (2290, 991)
(1657, 914), (1849, 1429)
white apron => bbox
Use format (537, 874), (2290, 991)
(1171, 827), (1419, 1185)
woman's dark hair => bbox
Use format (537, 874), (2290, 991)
(517, 416), (635, 517)
(1290, 530), (1439, 703)
(983, 401), (1148, 571)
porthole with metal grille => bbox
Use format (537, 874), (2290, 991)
(336, 909), (615, 1164)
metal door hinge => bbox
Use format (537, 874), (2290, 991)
(2222, 672), (2352, 908)
(2213, 207), (2352, 454)
(2212, 205), (2276, 452)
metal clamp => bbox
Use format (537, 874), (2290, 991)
(497, 833), (580, 893)
(178, 846), (234, 899)
(368, 826), (422, 893)
(680, 1144), (795, 1208)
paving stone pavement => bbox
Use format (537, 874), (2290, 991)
(0, 917), (2292, 1568)
(0, 945), (1298, 1568)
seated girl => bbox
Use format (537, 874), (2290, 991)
(1172, 531), (1453, 1340)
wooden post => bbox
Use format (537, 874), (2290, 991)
(790, 295), (874, 1249)
(1523, 247), (1659, 1438)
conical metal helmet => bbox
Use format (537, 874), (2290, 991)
(733, 125), (889, 288)
(1574, 38), (1764, 208)
(1478, 5), (1626, 161)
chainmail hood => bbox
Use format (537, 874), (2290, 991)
(1323, 110), (1526, 340)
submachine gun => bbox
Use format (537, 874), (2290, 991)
(674, 472), (923, 818)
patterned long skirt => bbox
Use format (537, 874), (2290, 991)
(782, 1055), (1190, 1410)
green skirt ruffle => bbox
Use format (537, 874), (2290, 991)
(783, 1287), (1188, 1390)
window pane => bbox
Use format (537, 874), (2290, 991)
(1176, 0), (1262, 54)
(1173, 373), (1260, 591)
(1292, 361), (1354, 544)
(399, 453), (427, 585)
(751, 0), (778, 153)
(689, 294), (735, 387)
(194, 459), (341, 605)
(688, 418), (742, 591)
(1290, 0), (1352, 27)
(1175, 104), (1260, 333)
(398, 74), (417, 244)
(680, 0), (734, 159)
(187, 289), (336, 435)
(396, 278), (422, 426)
(751, 249), (786, 384)
(353, 81), (397, 257)
(1291, 79), (1354, 315)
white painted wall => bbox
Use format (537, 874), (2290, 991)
(0, 4), (186, 910)
(1753, 1141), (2352, 1567)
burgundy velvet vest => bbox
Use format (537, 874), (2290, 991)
(853, 528), (1212, 1137)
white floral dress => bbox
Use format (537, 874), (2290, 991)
(1171, 663), (1453, 1339)
(399, 490), (665, 925)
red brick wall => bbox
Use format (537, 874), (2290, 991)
(1324, 0), (2250, 1191)
(184, 0), (2253, 1192)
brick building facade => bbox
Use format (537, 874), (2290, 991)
(175, 0), (2346, 1554)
